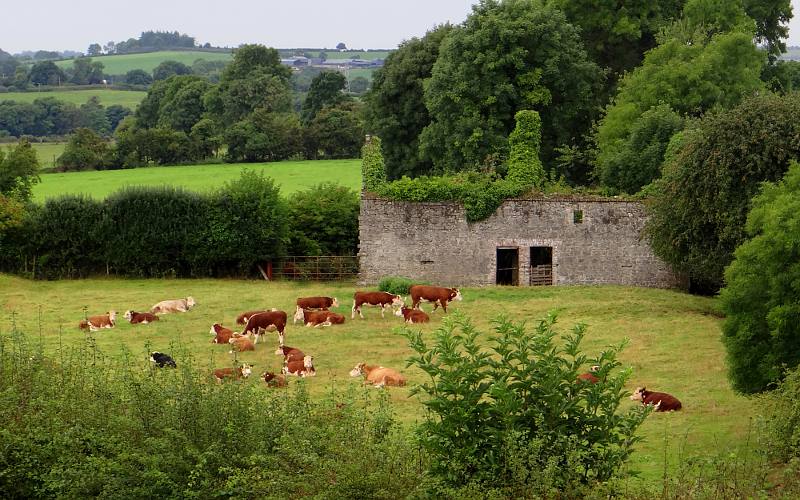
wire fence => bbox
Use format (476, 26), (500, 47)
(270, 256), (359, 281)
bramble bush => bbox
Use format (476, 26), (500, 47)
(403, 312), (650, 496)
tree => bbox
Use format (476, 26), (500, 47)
(28, 61), (66, 86)
(743, 0), (792, 59)
(152, 60), (191, 81)
(304, 103), (363, 159)
(645, 93), (800, 292)
(224, 111), (301, 162)
(156, 76), (211, 133)
(77, 96), (110, 135)
(301, 71), (348, 124)
(70, 57), (105, 85)
(349, 76), (369, 94)
(125, 69), (152, 86)
(595, 22), (765, 193)
(419, 0), (603, 181)
(336, 42), (347, 50)
(721, 162), (800, 393)
(105, 104), (132, 132)
(87, 43), (102, 56)
(0, 140), (40, 201)
(286, 183), (360, 256)
(364, 24), (452, 180)
(56, 128), (110, 171)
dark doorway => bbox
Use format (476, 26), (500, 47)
(496, 247), (519, 285)
(530, 247), (553, 286)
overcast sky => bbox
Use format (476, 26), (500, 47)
(4, 0), (800, 54)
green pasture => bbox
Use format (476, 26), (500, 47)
(0, 274), (755, 483)
(0, 88), (145, 108)
(33, 159), (361, 201)
(27, 142), (66, 168)
(54, 50), (233, 75)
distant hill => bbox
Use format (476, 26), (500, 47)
(53, 50), (233, 76)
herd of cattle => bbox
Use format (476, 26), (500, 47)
(77, 284), (682, 410)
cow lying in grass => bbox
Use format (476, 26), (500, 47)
(151, 297), (195, 314)
(78, 311), (117, 331)
(349, 362), (406, 388)
(124, 310), (158, 324)
(213, 363), (253, 382)
(293, 307), (345, 327)
(630, 387), (682, 411)
(262, 371), (288, 387)
(283, 355), (316, 377)
(395, 306), (429, 324)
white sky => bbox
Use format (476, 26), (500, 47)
(4, 0), (800, 54)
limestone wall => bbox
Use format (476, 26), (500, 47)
(358, 196), (685, 288)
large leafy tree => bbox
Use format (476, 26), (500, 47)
(645, 93), (800, 292)
(304, 103), (363, 159)
(152, 60), (191, 81)
(595, 11), (765, 193)
(69, 57), (105, 85)
(721, 162), (800, 393)
(300, 71), (348, 125)
(28, 61), (66, 86)
(419, 0), (602, 181)
(0, 140), (40, 201)
(364, 24), (452, 180)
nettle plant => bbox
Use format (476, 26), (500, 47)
(403, 312), (649, 494)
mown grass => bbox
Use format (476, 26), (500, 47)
(0, 88), (145, 108)
(32, 158), (361, 201)
(54, 50), (233, 75)
(0, 274), (755, 483)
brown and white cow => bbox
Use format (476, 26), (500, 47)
(409, 285), (462, 313)
(239, 310), (287, 345)
(630, 387), (682, 412)
(262, 371), (288, 387)
(213, 363), (253, 382)
(394, 306), (430, 324)
(283, 355), (316, 377)
(349, 362), (406, 388)
(209, 323), (235, 344)
(235, 308), (279, 325)
(274, 344), (305, 362)
(151, 297), (196, 314)
(577, 365), (601, 384)
(78, 311), (117, 331)
(124, 310), (159, 324)
(293, 307), (346, 327)
(295, 296), (339, 315)
(352, 291), (404, 319)
(228, 335), (255, 353)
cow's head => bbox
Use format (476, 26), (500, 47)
(630, 387), (647, 401)
(391, 295), (404, 308)
(293, 306), (305, 324)
(303, 355), (314, 369)
(108, 310), (117, 321)
(331, 297), (340, 308)
(123, 310), (133, 321)
(209, 323), (220, 335)
(450, 289), (463, 301)
(186, 296), (196, 308)
(394, 307), (404, 318)
(349, 362), (366, 377)
(590, 365), (600, 373)
(263, 371), (275, 382)
(240, 363), (253, 378)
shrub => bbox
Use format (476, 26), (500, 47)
(56, 128), (111, 172)
(378, 276), (415, 295)
(720, 162), (800, 393)
(286, 182), (359, 256)
(760, 365), (800, 462)
(403, 312), (649, 495)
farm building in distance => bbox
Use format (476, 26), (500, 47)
(357, 195), (685, 289)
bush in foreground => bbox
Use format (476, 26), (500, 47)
(403, 313), (649, 496)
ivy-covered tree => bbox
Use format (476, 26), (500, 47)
(721, 162), (800, 393)
(419, 0), (602, 181)
(364, 24), (452, 180)
(645, 93), (800, 292)
(506, 110), (544, 188)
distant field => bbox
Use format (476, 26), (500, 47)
(54, 50), (233, 75)
(28, 142), (66, 168)
(33, 159), (361, 201)
(0, 89), (145, 108)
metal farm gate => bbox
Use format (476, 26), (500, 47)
(269, 256), (359, 281)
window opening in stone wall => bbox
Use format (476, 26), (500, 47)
(573, 210), (583, 224)
(530, 246), (553, 286)
(496, 247), (519, 286)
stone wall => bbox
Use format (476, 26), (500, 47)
(358, 196), (685, 288)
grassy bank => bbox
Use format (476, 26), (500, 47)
(0, 88), (146, 108)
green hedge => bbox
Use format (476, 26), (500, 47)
(378, 276), (416, 295)
(0, 172), (293, 278)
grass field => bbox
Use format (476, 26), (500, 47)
(54, 50), (233, 75)
(33, 159), (361, 201)
(0, 88), (145, 108)
(0, 274), (755, 483)
(28, 142), (66, 168)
